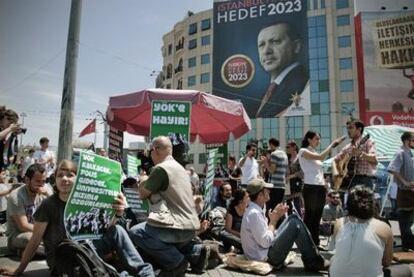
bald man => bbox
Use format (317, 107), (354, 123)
(129, 136), (206, 275)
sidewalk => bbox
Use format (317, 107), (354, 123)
(0, 226), (413, 276)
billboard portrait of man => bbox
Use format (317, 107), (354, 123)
(213, 0), (309, 118)
(256, 22), (308, 117)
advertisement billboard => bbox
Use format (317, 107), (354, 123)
(213, 0), (310, 118)
(355, 10), (414, 127)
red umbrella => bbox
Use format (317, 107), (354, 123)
(106, 89), (251, 144)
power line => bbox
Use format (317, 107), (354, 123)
(0, 48), (66, 94)
(80, 42), (159, 72)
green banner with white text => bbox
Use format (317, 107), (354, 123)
(64, 151), (122, 240)
(150, 100), (191, 143)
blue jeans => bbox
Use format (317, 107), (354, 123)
(267, 214), (323, 268)
(128, 222), (202, 271)
(93, 225), (154, 277)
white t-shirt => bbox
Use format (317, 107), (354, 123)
(22, 156), (35, 177)
(240, 156), (259, 185)
(298, 147), (324, 186)
(33, 149), (55, 177)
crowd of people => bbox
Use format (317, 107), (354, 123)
(0, 110), (413, 276)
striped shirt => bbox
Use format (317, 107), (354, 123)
(269, 148), (288, 189)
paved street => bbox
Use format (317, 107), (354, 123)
(1, 225), (413, 277)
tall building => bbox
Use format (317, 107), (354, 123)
(159, 0), (413, 172)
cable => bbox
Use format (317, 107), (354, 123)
(0, 48), (66, 94)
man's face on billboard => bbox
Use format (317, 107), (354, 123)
(257, 23), (300, 80)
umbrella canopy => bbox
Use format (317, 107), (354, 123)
(323, 124), (414, 172)
(106, 88), (251, 144)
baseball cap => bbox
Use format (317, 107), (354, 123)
(246, 179), (273, 195)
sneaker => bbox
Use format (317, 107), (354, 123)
(191, 245), (210, 274)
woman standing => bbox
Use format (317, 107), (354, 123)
(298, 131), (344, 247)
(286, 140), (304, 217)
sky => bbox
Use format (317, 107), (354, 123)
(0, 0), (213, 150)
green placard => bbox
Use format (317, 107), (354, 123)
(124, 188), (149, 214)
(127, 154), (141, 177)
(150, 100), (191, 142)
(206, 143), (228, 168)
(201, 148), (218, 218)
(64, 151), (122, 240)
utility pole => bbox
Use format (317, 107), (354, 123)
(96, 110), (108, 151)
(19, 112), (27, 148)
(57, 0), (82, 163)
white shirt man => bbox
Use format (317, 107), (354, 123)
(239, 143), (259, 185)
(33, 137), (55, 177)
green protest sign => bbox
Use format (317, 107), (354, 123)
(150, 100), (191, 142)
(127, 154), (141, 177)
(206, 143), (228, 169)
(64, 151), (122, 240)
(201, 148), (218, 218)
(124, 188), (149, 215)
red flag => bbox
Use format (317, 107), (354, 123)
(79, 119), (96, 137)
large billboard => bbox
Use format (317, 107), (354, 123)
(213, 0), (310, 118)
(355, 10), (414, 127)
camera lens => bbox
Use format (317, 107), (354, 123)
(21, 128), (27, 134)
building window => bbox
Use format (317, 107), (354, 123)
(201, 54), (210, 65)
(188, 57), (196, 68)
(337, 15), (350, 26)
(201, 19), (211, 31)
(339, 58), (352, 70)
(168, 44), (172, 55)
(338, 36), (351, 47)
(286, 117), (303, 142)
(189, 23), (197, 35)
(341, 102), (355, 115)
(188, 75), (196, 87)
(199, 153), (207, 164)
(200, 73), (210, 84)
(262, 118), (278, 141)
(336, 0), (349, 9)
(321, 0), (325, 8)
(166, 64), (172, 79)
(201, 35), (210, 46)
(188, 38), (197, 49)
(340, 80), (353, 92)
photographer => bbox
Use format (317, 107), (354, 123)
(0, 107), (24, 170)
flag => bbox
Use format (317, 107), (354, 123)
(79, 119), (96, 137)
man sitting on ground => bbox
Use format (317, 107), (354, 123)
(212, 182), (232, 209)
(240, 178), (329, 272)
(6, 164), (52, 254)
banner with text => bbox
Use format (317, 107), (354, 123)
(123, 188), (149, 222)
(213, 0), (310, 118)
(64, 151), (122, 240)
(201, 148), (218, 218)
(108, 126), (124, 163)
(150, 100), (191, 143)
(355, 10), (414, 127)
(127, 154), (141, 177)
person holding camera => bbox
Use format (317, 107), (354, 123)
(0, 107), (24, 170)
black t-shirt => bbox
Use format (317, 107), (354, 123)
(228, 206), (243, 233)
(33, 193), (67, 270)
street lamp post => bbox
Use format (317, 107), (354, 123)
(20, 112), (27, 148)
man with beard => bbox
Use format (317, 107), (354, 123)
(388, 131), (414, 251)
(333, 119), (377, 190)
(6, 164), (53, 253)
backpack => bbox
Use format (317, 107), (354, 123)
(55, 239), (120, 277)
(208, 207), (227, 237)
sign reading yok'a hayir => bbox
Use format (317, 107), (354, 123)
(150, 100), (191, 143)
(64, 151), (122, 240)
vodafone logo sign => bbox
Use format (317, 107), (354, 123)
(369, 115), (385, 125)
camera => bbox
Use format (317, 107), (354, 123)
(21, 128), (27, 134)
